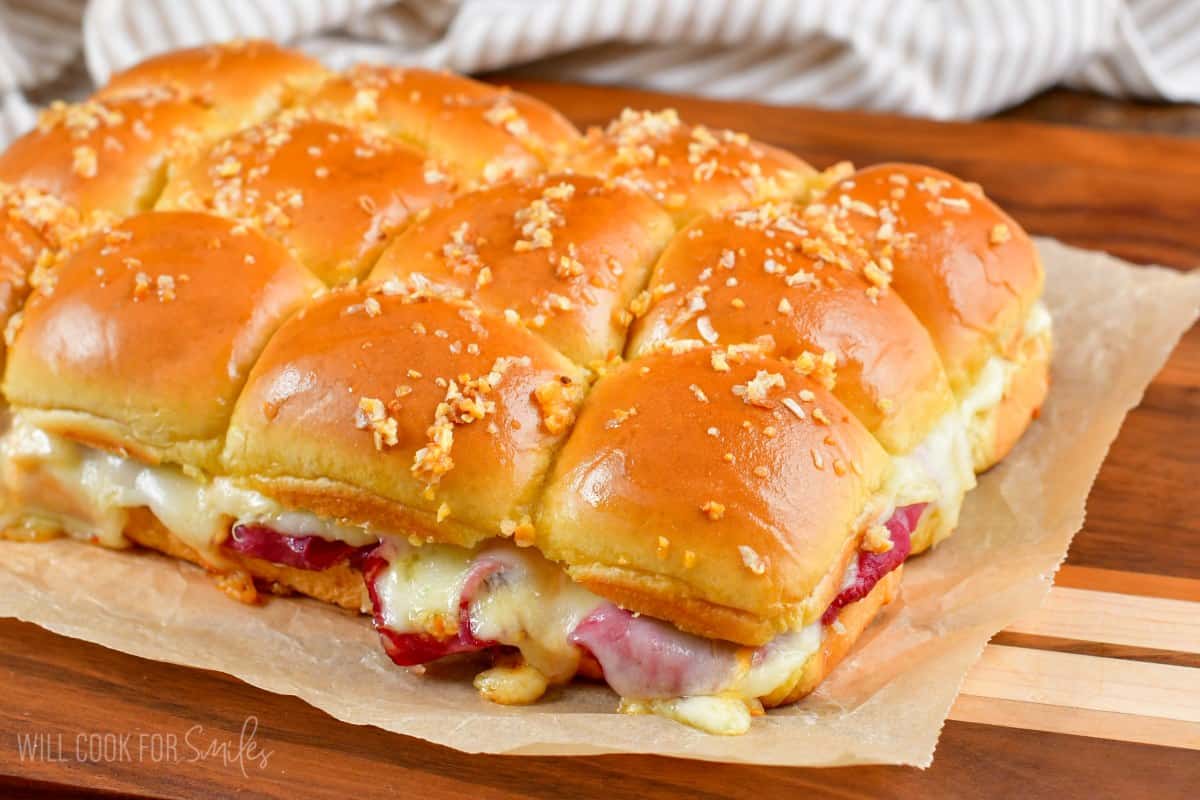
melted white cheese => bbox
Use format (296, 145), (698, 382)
(887, 408), (976, 542)
(617, 623), (823, 735)
(0, 415), (378, 558)
(959, 300), (1052, 464)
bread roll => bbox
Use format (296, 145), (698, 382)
(159, 111), (456, 284)
(568, 109), (815, 227)
(301, 65), (580, 186)
(0, 88), (220, 216)
(628, 202), (954, 455)
(98, 39), (327, 129)
(813, 163), (1049, 469)
(369, 173), (675, 364)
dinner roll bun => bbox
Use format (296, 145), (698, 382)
(628, 202), (956, 456)
(3, 211), (322, 472)
(369, 173), (674, 364)
(0, 88), (219, 216)
(159, 111), (456, 284)
(98, 39), (328, 129)
(568, 108), (816, 227)
(813, 163), (1043, 397)
(223, 290), (587, 549)
(301, 65), (579, 186)
(536, 344), (890, 646)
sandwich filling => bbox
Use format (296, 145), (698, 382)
(361, 499), (925, 735)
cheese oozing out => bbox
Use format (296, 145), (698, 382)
(367, 536), (828, 735)
(959, 299), (1052, 465)
(0, 414), (379, 559)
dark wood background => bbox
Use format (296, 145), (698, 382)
(1, 85), (1197, 798)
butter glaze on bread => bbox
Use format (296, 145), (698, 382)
(0, 88), (220, 216)
(159, 112), (456, 284)
(814, 164), (1043, 394)
(302, 65), (580, 186)
(813, 163), (1048, 468)
(98, 39), (328, 128)
(628, 202), (955, 456)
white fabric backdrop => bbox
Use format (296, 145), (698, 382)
(1, 0), (1199, 145)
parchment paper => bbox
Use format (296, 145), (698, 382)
(1, 238), (1197, 767)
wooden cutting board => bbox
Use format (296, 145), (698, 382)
(1, 82), (1197, 799)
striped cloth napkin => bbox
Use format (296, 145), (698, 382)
(2, 0), (1199, 146)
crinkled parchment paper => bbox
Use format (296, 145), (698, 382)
(1, 239), (1198, 767)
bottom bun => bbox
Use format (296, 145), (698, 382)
(118, 508), (369, 611)
(762, 565), (903, 708)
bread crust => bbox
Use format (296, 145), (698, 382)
(0, 88), (219, 216)
(98, 40), (328, 128)
(159, 113), (455, 285)
(814, 163), (1044, 399)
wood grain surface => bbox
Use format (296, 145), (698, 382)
(2, 82), (1198, 798)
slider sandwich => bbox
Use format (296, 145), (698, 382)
(814, 164), (1051, 471)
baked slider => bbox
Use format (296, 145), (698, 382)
(0, 211), (324, 575)
(368, 173), (675, 364)
(158, 110), (457, 285)
(301, 65), (580, 186)
(97, 39), (328, 130)
(533, 344), (911, 733)
(628, 203), (974, 552)
(812, 164), (1051, 470)
(568, 108), (816, 227)
(221, 287), (588, 622)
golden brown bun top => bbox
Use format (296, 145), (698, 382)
(3, 211), (322, 472)
(536, 344), (889, 638)
(302, 65), (580, 186)
(814, 163), (1043, 393)
(628, 203), (955, 454)
(369, 173), (675, 365)
(0, 185), (80, 327)
(567, 109), (816, 227)
(98, 39), (328, 127)
(0, 87), (218, 217)
(223, 290), (587, 546)
(158, 112), (456, 285)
